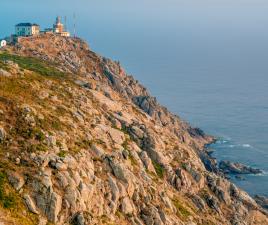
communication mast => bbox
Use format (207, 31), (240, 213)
(64, 16), (67, 31)
(73, 13), (76, 38)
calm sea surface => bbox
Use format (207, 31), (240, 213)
(1, 0), (268, 196)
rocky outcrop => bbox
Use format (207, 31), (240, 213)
(0, 34), (266, 225)
(255, 195), (268, 211)
(23, 194), (39, 214)
(7, 171), (25, 191)
(219, 160), (262, 174)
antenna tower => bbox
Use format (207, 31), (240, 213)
(73, 13), (76, 38)
(64, 16), (67, 31)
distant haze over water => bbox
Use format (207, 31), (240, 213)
(1, 0), (268, 196)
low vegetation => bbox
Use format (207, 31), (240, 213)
(0, 52), (65, 78)
(0, 171), (38, 225)
(0, 172), (16, 209)
(172, 197), (191, 220)
(152, 161), (165, 179)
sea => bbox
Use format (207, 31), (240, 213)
(1, 0), (268, 197)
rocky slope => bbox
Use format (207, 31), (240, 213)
(0, 34), (267, 225)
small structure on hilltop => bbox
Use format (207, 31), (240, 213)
(9, 17), (71, 44)
(52, 16), (70, 37)
(0, 39), (7, 48)
(15, 23), (40, 37)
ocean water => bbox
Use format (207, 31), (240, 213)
(1, 0), (268, 196)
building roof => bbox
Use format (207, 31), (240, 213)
(16, 23), (40, 27)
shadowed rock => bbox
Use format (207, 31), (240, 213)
(219, 160), (262, 174)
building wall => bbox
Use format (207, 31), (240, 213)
(16, 26), (31, 36)
(32, 26), (40, 35)
(60, 32), (70, 37)
(15, 26), (40, 36)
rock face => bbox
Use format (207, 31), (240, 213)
(219, 160), (262, 174)
(0, 126), (6, 142)
(255, 195), (268, 211)
(0, 34), (267, 225)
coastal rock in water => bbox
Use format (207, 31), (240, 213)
(219, 160), (262, 174)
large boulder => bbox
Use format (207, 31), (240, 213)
(46, 191), (62, 223)
(121, 197), (134, 215)
(7, 171), (25, 191)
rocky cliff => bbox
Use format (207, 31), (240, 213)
(0, 34), (267, 225)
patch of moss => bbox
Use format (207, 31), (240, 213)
(28, 143), (48, 152)
(172, 198), (191, 220)
(122, 139), (129, 151)
(51, 119), (62, 130)
(152, 161), (165, 179)
(0, 172), (15, 209)
(0, 60), (10, 71)
(33, 128), (45, 141)
(129, 153), (138, 166)
(75, 139), (92, 149)
(115, 210), (124, 219)
(58, 150), (67, 158)
(120, 126), (129, 135)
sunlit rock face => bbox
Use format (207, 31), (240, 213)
(0, 34), (266, 225)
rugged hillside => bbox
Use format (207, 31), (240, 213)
(0, 34), (267, 225)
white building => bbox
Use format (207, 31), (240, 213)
(15, 23), (40, 37)
(0, 40), (7, 48)
(53, 17), (70, 37)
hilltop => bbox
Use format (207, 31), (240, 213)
(0, 34), (267, 225)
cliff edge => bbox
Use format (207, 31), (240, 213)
(0, 34), (267, 225)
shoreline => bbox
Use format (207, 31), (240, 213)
(204, 137), (267, 198)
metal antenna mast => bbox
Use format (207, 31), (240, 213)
(73, 13), (76, 38)
(64, 16), (67, 31)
